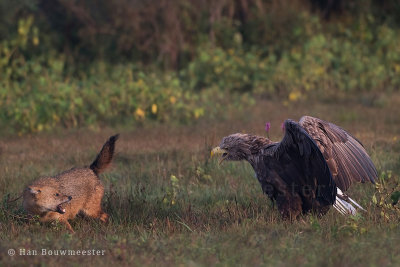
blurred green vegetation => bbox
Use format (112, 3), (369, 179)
(1, 0), (400, 133)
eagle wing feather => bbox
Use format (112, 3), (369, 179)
(299, 116), (377, 191)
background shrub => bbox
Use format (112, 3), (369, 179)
(0, 0), (399, 133)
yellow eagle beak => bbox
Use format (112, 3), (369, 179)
(211, 146), (228, 165)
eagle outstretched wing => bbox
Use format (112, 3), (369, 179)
(262, 120), (337, 207)
(299, 116), (377, 191)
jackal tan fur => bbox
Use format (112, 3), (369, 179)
(23, 134), (119, 233)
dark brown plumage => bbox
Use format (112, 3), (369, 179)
(212, 116), (377, 218)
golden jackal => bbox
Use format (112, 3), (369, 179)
(23, 134), (119, 233)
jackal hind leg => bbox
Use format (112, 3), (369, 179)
(82, 186), (108, 223)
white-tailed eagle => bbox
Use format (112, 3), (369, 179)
(211, 116), (377, 218)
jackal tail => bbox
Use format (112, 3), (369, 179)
(90, 134), (119, 175)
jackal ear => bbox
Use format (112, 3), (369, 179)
(28, 187), (41, 194)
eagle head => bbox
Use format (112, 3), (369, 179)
(211, 133), (270, 164)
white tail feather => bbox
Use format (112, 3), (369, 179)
(333, 188), (364, 216)
(348, 197), (366, 211)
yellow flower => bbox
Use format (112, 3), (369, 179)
(52, 113), (60, 122)
(214, 66), (223, 74)
(395, 64), (400, 73)
(169, 96), (177, 105)
(18, 26), (25, 36)
(37, 124), (43, 132)
(33, 37), (39, 46)
(194, 108), (204, 119)
(135, 108), (145, 119)
(136, 79), (144, 87)
(288, 91), (301, 102)
(151, 104), (157, 114)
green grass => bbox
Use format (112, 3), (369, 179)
(1, 97), (400, 266)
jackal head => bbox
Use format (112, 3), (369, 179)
(23, 185), (72, 214)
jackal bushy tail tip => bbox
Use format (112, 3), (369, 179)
(109, 134), (120, 143)
(90, 134), (119, 175)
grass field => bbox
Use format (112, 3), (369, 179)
(1, 95), (400, 266)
